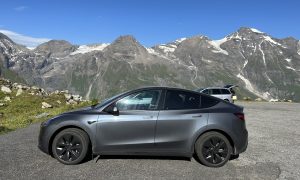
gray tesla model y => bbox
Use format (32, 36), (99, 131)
(38, 87), (248, 167)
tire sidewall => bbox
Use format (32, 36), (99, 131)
(195, 132), (232, 167)
(52, 128), (89, 165)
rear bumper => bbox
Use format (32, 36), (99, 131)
(233, 129), (248, 154)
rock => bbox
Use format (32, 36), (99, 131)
(64, 93), (72, 100)
(0, 103), (5, 107)
(4, 96), (11, 102)
(16, 88), (23, 96)
(29, 92), (35, 95)
(288, 100), (293, 103)
(1, 86), (12, 93)
(269, 99), (279, 102)
(66, 99), (78, 105)
(31, 86), (39, 90)
(42, 102), (53, 109)
(73, 94), (82, 101)
(35, 112), (49, 119)
(255, 98), (263, 102)
(56, 100), (61, 104)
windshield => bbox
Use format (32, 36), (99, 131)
(93, 91), (128, 109)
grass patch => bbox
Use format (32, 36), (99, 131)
(0, 90), (92, 135)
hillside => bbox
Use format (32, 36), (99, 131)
(0, 27), (300, 101)
(0, 78), (92, 134)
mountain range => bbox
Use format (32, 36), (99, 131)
(0, 27), (300, 101)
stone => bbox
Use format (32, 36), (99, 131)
(0, 103), (5, 107)
(64, 93), (72, 100)
(16, 88), (23, 96)
(255, 98), (263, 101)
(42, 102), (53, 109)
(1, 86), (12, 93)
(73, 94), (82, 101)
(4, 96), (11, 102)
(56, 100), (61, 104)
(66, 99), (78, 105)
(35, 112), (49, 119)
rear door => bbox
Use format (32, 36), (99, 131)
(155, 90), (208, 153)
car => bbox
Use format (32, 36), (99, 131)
(196, 87), (236, 103)
(38, 87), (248, 167)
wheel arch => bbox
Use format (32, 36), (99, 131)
(48, 125), (93, 156)
(193, 129), (235, 154)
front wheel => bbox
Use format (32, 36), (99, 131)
(52, 128), (90, 165)
(195, 132), (232, 167)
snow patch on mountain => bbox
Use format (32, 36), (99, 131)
(263, 36), (286, 48)
(208, 39), (229, 55)
(286, 66), (296, 71)
(175, 38), (187, 43)
(158, 44), (176, 53)
(71, 44), (109, 55)
(285, 58), (292, 63)
(250, 28), (264, 34)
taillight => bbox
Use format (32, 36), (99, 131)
(235, 113), (245, 121)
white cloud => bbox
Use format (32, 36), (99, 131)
(0, 29), (50, 48)
(14, 6), (28, 11)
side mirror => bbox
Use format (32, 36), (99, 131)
(104, 104), (119, 116)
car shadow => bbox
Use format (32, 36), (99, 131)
(94, 155), (191, 162)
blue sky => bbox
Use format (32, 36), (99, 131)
(0, 0), (299, 47)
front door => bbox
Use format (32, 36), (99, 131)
(96, 90), (162, 153)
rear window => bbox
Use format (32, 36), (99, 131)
(164, 90), (200, 110)
(201, 95), (220, 108)
(220, 89), (231, 94)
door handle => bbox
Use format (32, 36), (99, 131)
(87, 120), (97, 125)
(192, 115), (202, 118)
(143, 116), (154, 119)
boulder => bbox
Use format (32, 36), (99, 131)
(1, 86), (12, 93)
(66, 99), (78, 105)
(35, 112), (49, 119)
(16, 89), (23, 96)
(42, 102), (53, 109)
(0, 103), (5, 107)
(255, 98), (263, 102)
(4, 96), (11, 102)
(64, 93), (72, 100)
(56, 100), (62, 104)
(73, 95), (82, 101)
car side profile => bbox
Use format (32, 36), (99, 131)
(38, 87), (248, 167)
(196, 87), (235, 103)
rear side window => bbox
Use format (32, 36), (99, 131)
(201, 95), (220, 108)
(212, 89), (222, 94)
(220, 89), (231, 94)
(164, 90), (200, 110)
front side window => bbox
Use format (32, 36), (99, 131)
(164, 90), (200, 110)
(116, 90), (161, 111)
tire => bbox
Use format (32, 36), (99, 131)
(195, 132), (232, 167)
(52, 128), (90, 165)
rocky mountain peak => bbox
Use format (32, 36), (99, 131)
(35, 40), (77, 57)
(104, 35), (147, 55)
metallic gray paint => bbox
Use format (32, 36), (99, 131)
(38, 87), (248, 158)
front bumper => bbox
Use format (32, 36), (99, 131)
(38, 123), (51, 154)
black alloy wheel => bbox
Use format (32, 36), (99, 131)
(195, 132), (232, 167)
(52, 128), (89, 165)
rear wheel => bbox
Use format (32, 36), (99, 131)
(195, 132), (232, 167)
(52, 128), (89, 165)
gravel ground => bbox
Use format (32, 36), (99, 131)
(0, 102), (299, 180)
